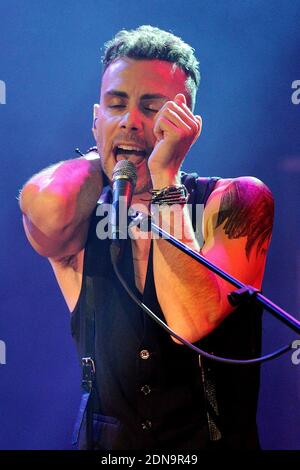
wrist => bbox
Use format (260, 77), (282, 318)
(151, 171), (181, 189)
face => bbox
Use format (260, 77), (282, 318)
(93, 58), (190, 194)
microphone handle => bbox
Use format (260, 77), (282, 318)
(111, 177), (133, 241)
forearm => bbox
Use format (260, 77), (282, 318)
(153, 204), (224, 343)
(151, 173), (225, 343)
(19, 153), (103, 235)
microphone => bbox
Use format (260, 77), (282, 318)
(110, 160), (137, 262)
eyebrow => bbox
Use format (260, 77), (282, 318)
(104, 90), (168, 100)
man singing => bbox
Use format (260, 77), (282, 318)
(19, 25), (274, 450)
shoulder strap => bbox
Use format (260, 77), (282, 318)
(181, 171), (220, 205)
(181, 172), (220, 239)
(181, 171), (222, 443)
(195, 176), (220, 206)
(72, 277), (96, 449)
(72, 210), (99, 449)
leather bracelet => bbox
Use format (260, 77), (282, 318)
(151, 184), (189, 205)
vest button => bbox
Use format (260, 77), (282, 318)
(141, 420), (152, 430)
(139, 349), (150, 360)
(141, 384), (151, 395)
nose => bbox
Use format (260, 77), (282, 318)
(119, 107), (143, 131)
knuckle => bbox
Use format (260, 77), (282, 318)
(164, 101), (178, 113)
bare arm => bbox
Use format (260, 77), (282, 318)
(19, 150), (103, 260)
(145, 93), (274, 343)
(152, 176), (274, 343)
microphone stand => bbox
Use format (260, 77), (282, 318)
(132, 212), (300, 335)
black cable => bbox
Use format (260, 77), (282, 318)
(111, 246), (293, 365)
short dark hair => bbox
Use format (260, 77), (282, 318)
(101, 25), (200, 109)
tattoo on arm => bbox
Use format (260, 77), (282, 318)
(216, 180), (274, 259)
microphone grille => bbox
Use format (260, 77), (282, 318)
(112, 160), (137, 186)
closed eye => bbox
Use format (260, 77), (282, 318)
(144, 107), (158, 113)
(108, 104), (125, 108)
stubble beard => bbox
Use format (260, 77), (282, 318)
(99, 152), (153, 196)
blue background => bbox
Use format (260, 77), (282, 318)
(0, 0), (300, 449)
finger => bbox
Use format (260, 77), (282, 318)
(171, 99), (200, 131)
(159, 108), (194, 134)
(175, 98), (201, 129)
(155, 101), (199, 134)
(194, 115), (202, 133)
(174, 93), (187, 106)
(153, 115), (180, 141)
(191, 116), (202, 146)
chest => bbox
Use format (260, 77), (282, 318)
(131, 236), (151, 294)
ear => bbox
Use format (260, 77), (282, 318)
(92, 103), (99, 141)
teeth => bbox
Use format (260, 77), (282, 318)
(117, 145), (143, 152)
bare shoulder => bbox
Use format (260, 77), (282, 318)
(206, 176), (274, 210)
(48, 248), (85, 313)
(210, 175), (273, 196)
(203, 176), (274, 259)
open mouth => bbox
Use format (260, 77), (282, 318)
(113, 145), (147, 166)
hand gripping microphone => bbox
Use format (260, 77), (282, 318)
(110, 160), (137, 263)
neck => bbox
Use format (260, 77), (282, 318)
(131, 190), (152, 214)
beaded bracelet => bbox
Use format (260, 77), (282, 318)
(151, 184), (189, 205)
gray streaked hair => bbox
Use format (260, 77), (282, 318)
(101, 25), (200, 109)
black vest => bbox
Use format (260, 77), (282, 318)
(71, 173), (262, 450)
